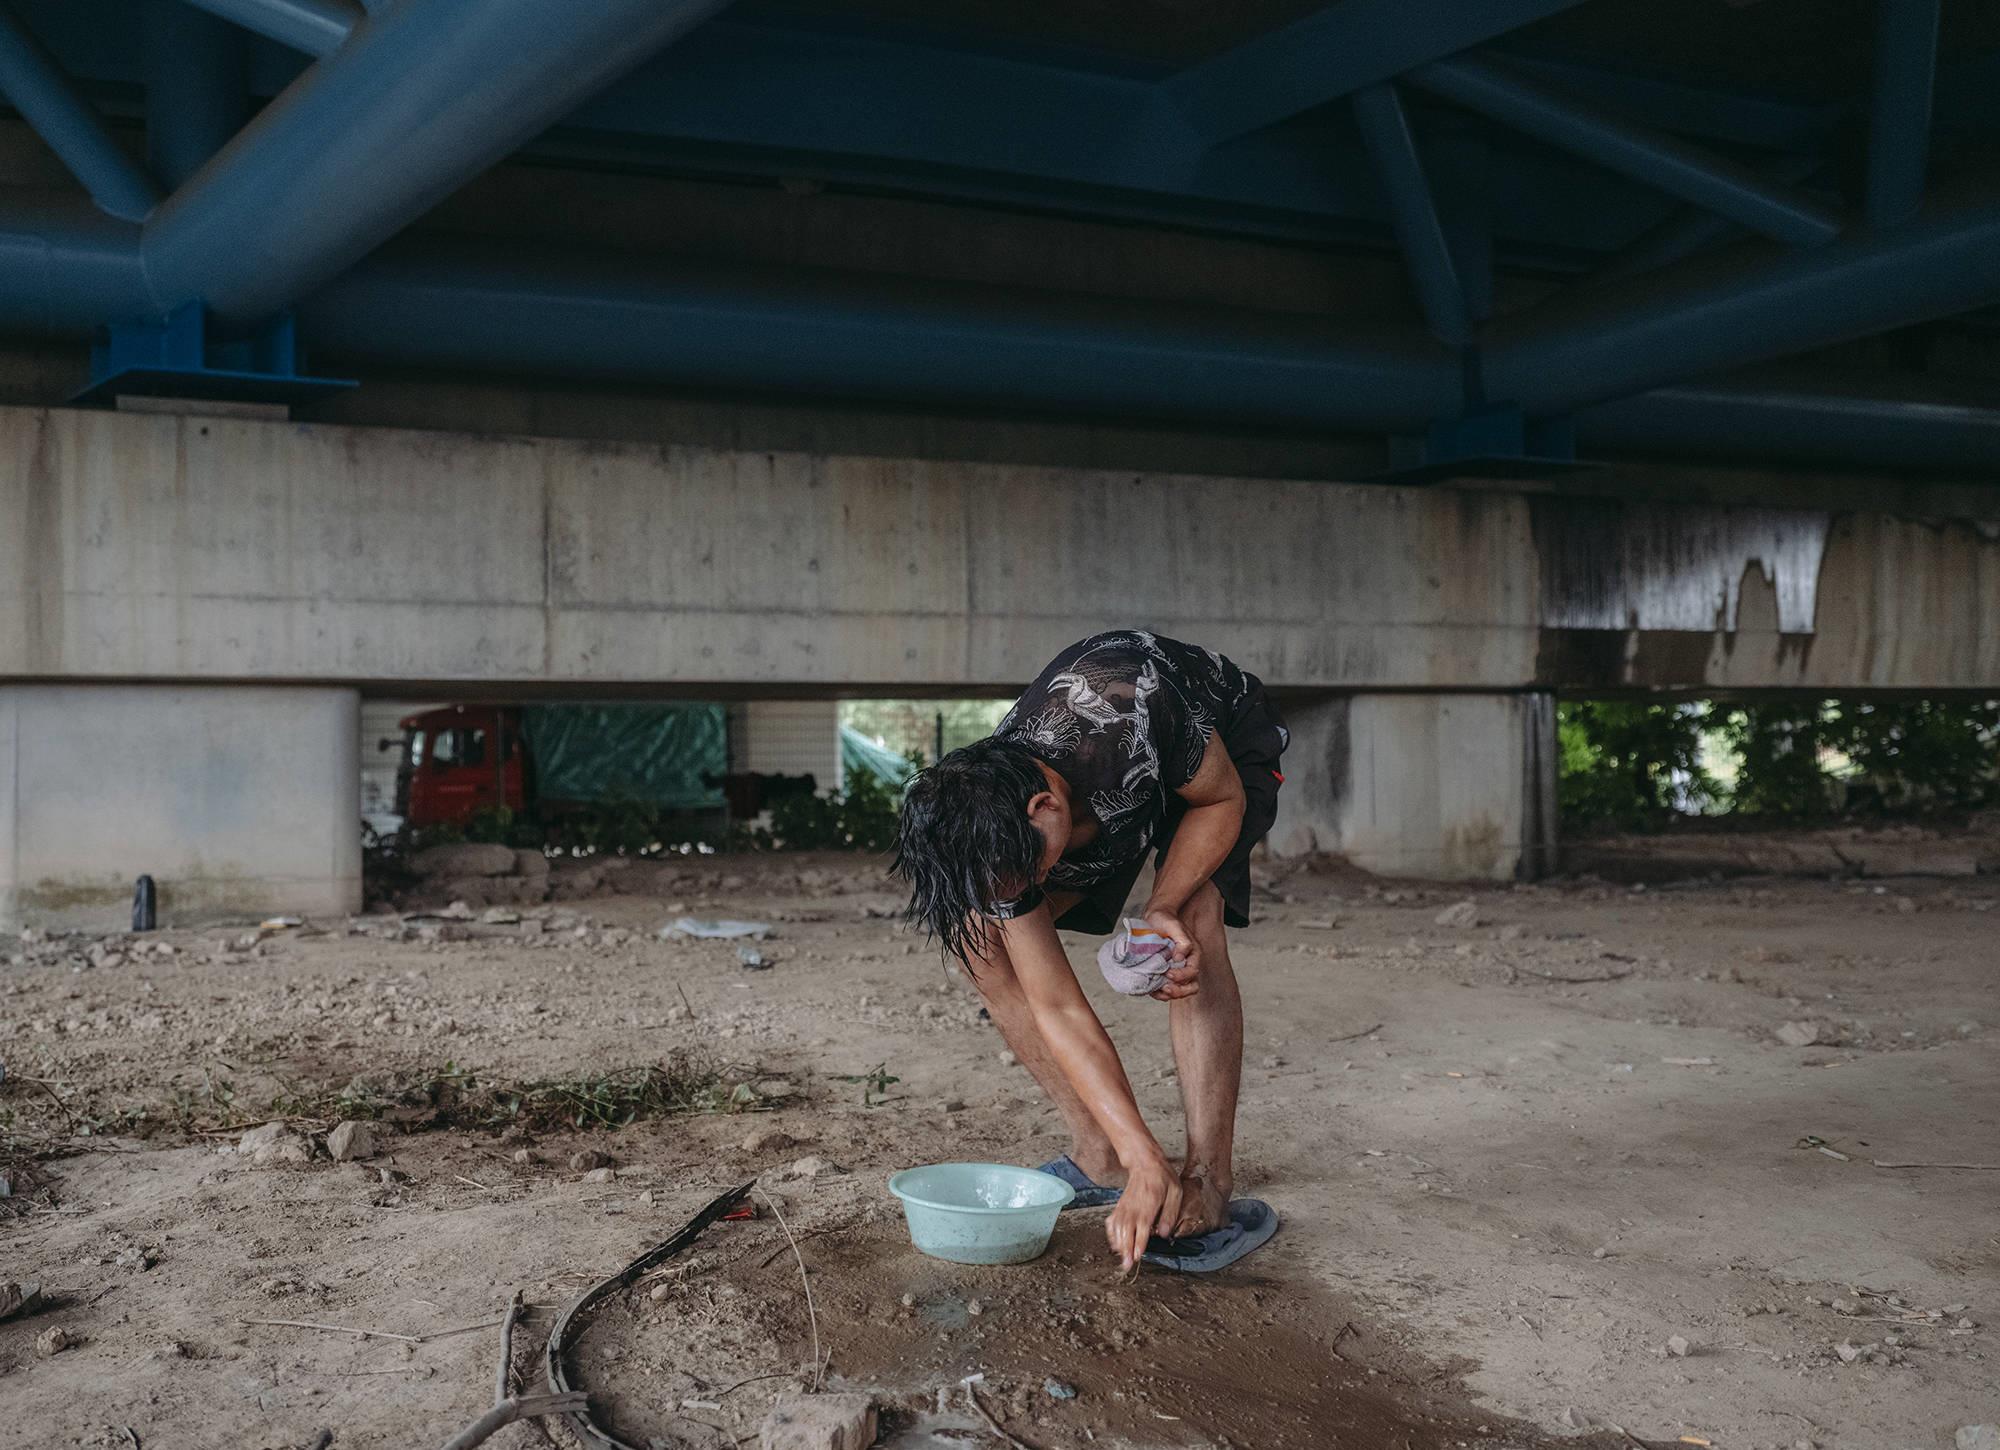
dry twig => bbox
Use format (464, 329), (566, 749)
(756, 1187), (823, 1392)
(966, 1383), (1041, 1450)
(239, 1316), (503, 1344)
(1512, 966), (1633, 985)
(1871, 1159), (2000, 1171)
(1328, 1022), (1384, 1044)
(239, 1318), (422, 1343)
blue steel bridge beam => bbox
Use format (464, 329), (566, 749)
(145, 0), (249, 189)
(1583, 156), (1825, 287)
(0, 4), (158, 221)
(1482, 175), (2000, 415)
(3, 193), (2000, 470)
(175, 0), (357, 59)
(136, 0), (738, 326)
(1865, 0), (1941, 229)
(1351, 83), (1472, 346)
(1409, 57), (1844, 249)
(1164, 0), (1590, 144)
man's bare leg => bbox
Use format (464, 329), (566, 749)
(965, 899), (1126, 1187)
(1168, 881), (1241, 1234)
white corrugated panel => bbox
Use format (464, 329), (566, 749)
(736, 700), (840, 789)
(359, 699), (442, 819)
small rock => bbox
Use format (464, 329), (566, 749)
(771, 1155), (841, 1182)
(1260, 1054), (1285, 1069)
(1592, 1246), (1610, 1260)
(252, 1133), (312, 1166)
(1956, 1426), (2000, 1450)
(1774, 1020), (1824, 1048)
(236, 1121), (292, 1154)
(1044, 1378), (1078, 1400)
(759, 1391), (878, 1450)
(966, 1299), (983, 1316)
(1497, 922), (1527, 943)
(998, 1050), (1017, 1067)
(1434, 900), (1481, 929)
(0, 1281), (42, 1321)
(941, 1098), (967, 1113)
(1893, 895), (1917, 914)
(738, 945), (770, 970)
(326, 1120), (377, 1162)
(1666, 1334), (1691, 1357)
(582, 1167), (617, 1184)
(569, 1149), (615, 1172)
(1557, 1406), (1593, 1431)
(1835, 1340), (1862, 1363)
(33, 1325), (69, 1357)
(511, 1148), (537, 1164)
(741, 1126), (799, 1154)
(479, 906), (521, 925)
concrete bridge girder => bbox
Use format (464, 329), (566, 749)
(3, 404), (1997, 927)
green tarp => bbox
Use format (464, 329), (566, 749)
(839, 724), (917, 790)
(522, 703), (727, 810)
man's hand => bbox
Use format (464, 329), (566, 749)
(1106, 1154), (1183, 1271)
(1140, 905), (1201, 1001)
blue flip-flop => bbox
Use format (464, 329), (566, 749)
(1038, 1155), (1124, 1209)
(1141, 1198), (1279, 1273)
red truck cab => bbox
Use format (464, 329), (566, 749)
(395, 705), (527, 829)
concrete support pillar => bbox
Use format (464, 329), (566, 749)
(1271, 692), (1556, 881)
(0, 685), (362, 931)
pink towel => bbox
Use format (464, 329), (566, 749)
(1096, 917), (1176, 996)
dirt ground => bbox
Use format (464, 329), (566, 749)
(2, 851), (1995, 1450)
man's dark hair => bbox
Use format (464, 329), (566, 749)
(892, 735), (1045, 963)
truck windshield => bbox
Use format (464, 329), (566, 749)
(432, 728), (487, 767)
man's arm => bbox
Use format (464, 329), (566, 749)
(995, 906), (1183, 1268)
(1141, 730), (1245, 993)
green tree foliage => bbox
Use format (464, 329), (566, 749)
(760, 768), (903, 852)
(1717, 701), (1842, 819)
(1560, 696), (2000, 830)
(839, 698), (1012, 765)
(1829, 698), (2000, 813)
(1558, 700), (1718, 831)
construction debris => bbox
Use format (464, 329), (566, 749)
(759, 1393), (879, 1450)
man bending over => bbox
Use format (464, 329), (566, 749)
(892, 630), (1288, 1271)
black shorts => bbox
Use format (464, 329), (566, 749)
(1053, 688), (1287, 937)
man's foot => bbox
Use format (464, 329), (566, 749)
(1039, 1154), (1125, 1209)
(1143, 1199), (1280, 1274)
(1170, 1167), (1231, 1237)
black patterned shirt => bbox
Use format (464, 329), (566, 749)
(993, 630), (1266, 895)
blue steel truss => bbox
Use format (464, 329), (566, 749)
(0, 0), (1992, 473)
